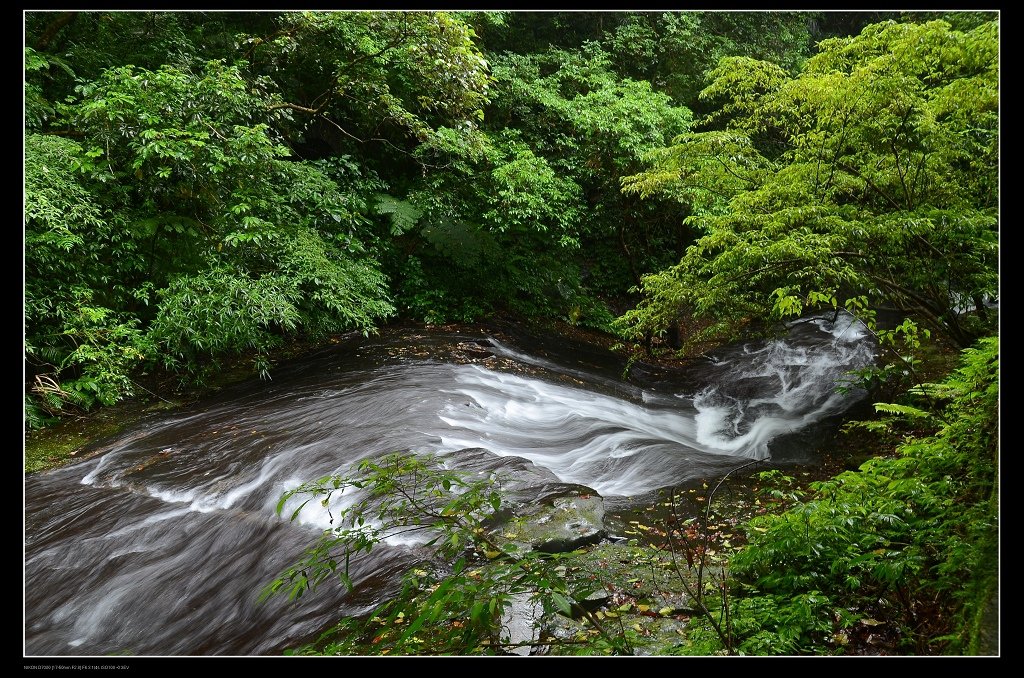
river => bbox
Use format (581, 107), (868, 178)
(24, 313), (874, 655)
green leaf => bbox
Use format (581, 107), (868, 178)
(873, 402), (934, 419)
(551, 593), (573, 616)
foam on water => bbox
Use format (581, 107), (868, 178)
(436, 313), (874, 495)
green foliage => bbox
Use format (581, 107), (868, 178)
(25, 133), (146, 417)
(26, 56), (394, 417)
(722, 337), (998, 654)
(27, 288), (147, 418)
(24, 135), (100, 282)
(387, 43), (693, 325)
(49, 293), (147, 409)
(602, 12), (813, 103)
(25, 47), (74, 131)
(395, 253), (492, 325)
(619, 20), (998, 351)
(483, 146), (582, 241)
(264, 453), (631, 655)
(273, 227), (394, 337)
(148, 228), (393, 380)
(490, 46), (692, 187)
(71, 60), (290, 231)
(243, 11), (491, 147)
(147, 269), (295, 380)
(479, 12), (813, 104)
(724, 591), (850, 655)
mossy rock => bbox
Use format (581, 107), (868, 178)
(489, 484), (606, 554)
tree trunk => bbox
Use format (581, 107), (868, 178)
(34, 12), (78, 51)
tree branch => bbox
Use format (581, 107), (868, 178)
(266, 102), (322, 115)
(836, 161), (903, 211)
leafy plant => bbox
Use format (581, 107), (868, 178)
(618, 20), (998, 352)
(264, 453), (631, 655)
(722, 336), (998, 654)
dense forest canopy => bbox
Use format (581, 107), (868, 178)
(24, 10), (997, 424)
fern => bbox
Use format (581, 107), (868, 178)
(908, 382), (961, 401)
(373, 194), (422, 236)
(873, 402), (937, 420)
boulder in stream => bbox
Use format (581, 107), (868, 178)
(488, 483), (606, 554)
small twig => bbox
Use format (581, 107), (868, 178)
(130, 378), (174, 405)
(664, 487), (732, 653)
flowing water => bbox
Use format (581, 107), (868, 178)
(25, 313), (874, 656)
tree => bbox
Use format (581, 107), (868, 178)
(485, 44), (692, 293)
(25, 133), (146, 421)
(240, 11), (491, 165)
(377, 41), (694, 326)
(25, 56), (395, 418)
(618, 20), (998, 351)
(602, 11), (814, 106)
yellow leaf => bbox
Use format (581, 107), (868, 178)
(484, 550), (500, 559)
(658, 607), (673, 616)
(637, 604), (650, 612)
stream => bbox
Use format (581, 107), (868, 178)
(24, 313), (875, 655)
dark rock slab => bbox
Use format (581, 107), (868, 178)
(489, 484), (606, 554)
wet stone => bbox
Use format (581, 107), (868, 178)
(489, 485), (606, 554)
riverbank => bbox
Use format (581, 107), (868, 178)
(25, 332), (370, 474)
(22, 314), (625, 475)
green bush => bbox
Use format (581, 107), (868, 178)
(724, 336), (998, 655)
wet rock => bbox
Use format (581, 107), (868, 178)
(441, 449), (606, 553)
(489, 484), (606, 554)
(632, 616), (691, 656)
(441, 448), (561, 493)
(499, 592), (544, 656)
(456, 341), (494, 359)
(579, 588), (613, 613)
